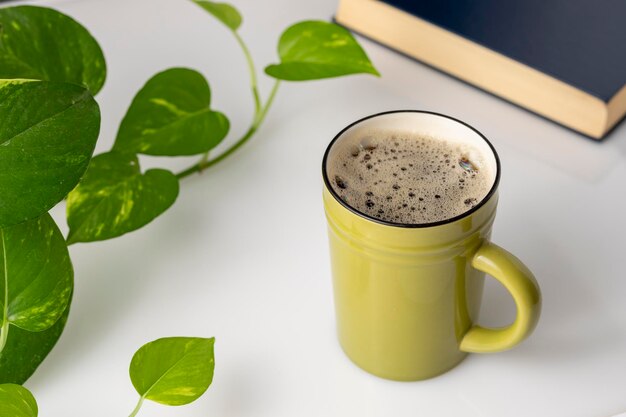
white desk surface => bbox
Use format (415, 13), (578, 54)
(13, 0), (626, 416)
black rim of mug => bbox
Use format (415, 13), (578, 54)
(321, 110), (502, 229)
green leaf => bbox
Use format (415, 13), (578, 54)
(0, 5), (106, 94)
(0, 298), (70, 384)
(0, 384), (37, 417)
(66, 152), (179, 243)
(129, 337), (215, 406)
(0, 213), (73, 339)
(191, 0), (242, 31)
(265, 21), (379, 81)
(113, 68), (229, 156)
(0, 80), (100, 228)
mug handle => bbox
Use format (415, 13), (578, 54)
(460, 242), (542, 353)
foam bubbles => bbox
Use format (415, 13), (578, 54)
(327, 130), (493, 224)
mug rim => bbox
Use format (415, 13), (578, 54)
(322, 110), (502, 229)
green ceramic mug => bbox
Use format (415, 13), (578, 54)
(322, 111), (541, 381)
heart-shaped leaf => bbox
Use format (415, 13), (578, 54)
(191, 0), (242, 31)
(66, 152), (179, 243)
(129, 337), (215, 406)
(0, 213), (73, 342)
(113, 68), (229, 156)
(0, 5), (106, 94)
(265, 21), (380, 81)
(0, 384), (37, 417)
(0, 80), (100, 228)
(0, 299), (70, 384)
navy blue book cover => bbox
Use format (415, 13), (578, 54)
(383, 0), (626, 101)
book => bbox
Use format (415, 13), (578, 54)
(335, 0), (626, 140)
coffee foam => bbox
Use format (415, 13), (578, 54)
(327, 129), (494, 224)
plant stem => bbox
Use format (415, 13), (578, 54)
(256, 79), (280, 126)
(233, 31), (261, 115)
(0, 229), (8, 354)
(197, 151), (210, 172)
(0, 319), (8, 353)
(128, 396), (144, 417)
(176, 80), (280, 180)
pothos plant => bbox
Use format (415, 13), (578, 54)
(0, 0), (378, 414)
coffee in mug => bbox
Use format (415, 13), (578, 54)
(326, 130), (495, 224)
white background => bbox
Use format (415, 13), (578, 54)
(9, 0), (626, 416)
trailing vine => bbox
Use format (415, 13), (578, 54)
(0, 1), (378, 414)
